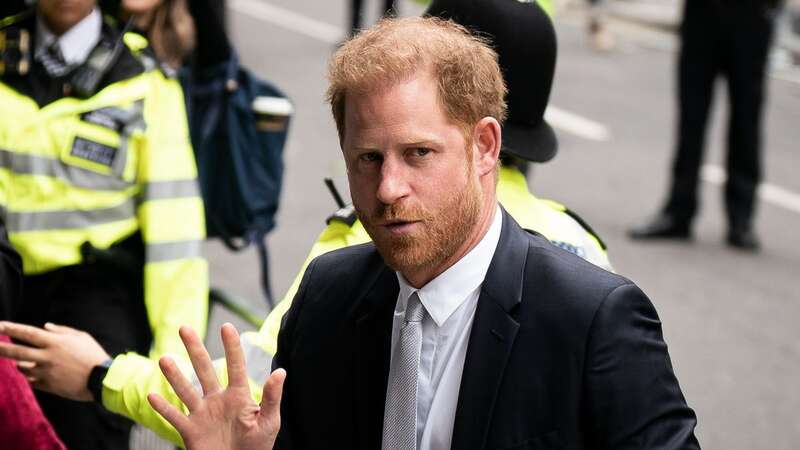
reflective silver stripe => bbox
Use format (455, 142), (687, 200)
(114, 100), (146, 178)
(142, 179), (201, 201)
(0, 148), (133, 191)
(242, 336), (273, 387)
(5, 198), (136, 232)
(187, 337), (273, 391)
(146, 239), (203, 263)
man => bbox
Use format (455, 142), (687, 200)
(629, 0), (781, 251)
(0, 2), (616, 447)
(143, 15), (699, 450)
(0, 0), (208, 448)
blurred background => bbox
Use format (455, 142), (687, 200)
(189, 0), (800, 449)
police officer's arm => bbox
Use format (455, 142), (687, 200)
(135, 66), (209, 359)
(101, 214), (369, 445)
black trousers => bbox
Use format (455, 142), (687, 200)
(664, 0), (776, 229)
(15, 262), (151, 450)
(350, 0), (396, 34)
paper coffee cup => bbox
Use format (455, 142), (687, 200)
(252, 96), (293, 132)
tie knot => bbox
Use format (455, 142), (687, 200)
(404, 292), (425, 323)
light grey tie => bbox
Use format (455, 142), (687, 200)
(382, 292), (426, 450)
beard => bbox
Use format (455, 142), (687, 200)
(358, 171), (483, 275)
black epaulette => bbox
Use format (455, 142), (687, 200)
(562, 207), (607, 250)
(326, 204), (358, 227)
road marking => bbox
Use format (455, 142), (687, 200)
(701, 165), (800, 214)
(545, 106), (612, 142)
(230, 0), (341, 44)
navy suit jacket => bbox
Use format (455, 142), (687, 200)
(274, 209), (699, 449)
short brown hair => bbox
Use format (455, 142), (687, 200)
(326, 16), (507, 140)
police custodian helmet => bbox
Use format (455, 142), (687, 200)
(426, 0), (558, 163)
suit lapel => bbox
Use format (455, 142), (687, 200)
(451, 208), (529, 450)
(353, 263), (398, 450)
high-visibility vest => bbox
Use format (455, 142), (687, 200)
(0, 31), (208, 359)
(103, 164), (610, 446)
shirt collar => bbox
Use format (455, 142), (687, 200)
(36, 8), (102, 66)
(396, 204), (503, 327)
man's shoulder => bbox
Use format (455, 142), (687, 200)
(517, 227), (633, 313)
(303, 241), (385, 291)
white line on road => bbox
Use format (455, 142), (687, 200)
(701, 165), (800, 215)
(230, 0), (341, 44)
(545, 106), (612, 142)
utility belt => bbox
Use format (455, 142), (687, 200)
(17, 232), (151, 358)
(23, 232), (144, 294)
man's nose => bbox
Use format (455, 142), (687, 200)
(376, 157), (411, 205)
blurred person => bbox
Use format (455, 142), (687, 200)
(0, 0), (208, 448)
(587, 0), (614, 51)
(1, 220), (65, 450)
(111, 0), (231, 70)
(629, 0), (782, 251)
(0, 335), (66, 450)
(118, 0), (196, 69)
(350, 0), (397, 37)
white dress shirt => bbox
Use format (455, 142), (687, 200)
(390, 204), (503, 450)
(36, 7), (102, 66)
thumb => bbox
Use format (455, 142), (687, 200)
(44, 323), (82, 335)
(259, 368), (286, 427)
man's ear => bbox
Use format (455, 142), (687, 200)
(471, 117), (502, 177)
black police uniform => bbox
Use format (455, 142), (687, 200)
(665, 0), (778, 233)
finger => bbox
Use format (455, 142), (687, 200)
(179, 326), (221, 396)
(220, 323), (248, 388)
(0, 322), (53, 347)
(148, 393), (193, 436)
(16, 360), (37, 373)
(158, 356), (202, 412)
(0, 341), (46, 363)
(259, 368), (286, 426)
(17, 361), (42, 381)
(43, 322), (83, 335)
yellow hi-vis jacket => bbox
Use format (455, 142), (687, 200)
(102, 165), (610, 446)
(0, 32), (208, 359)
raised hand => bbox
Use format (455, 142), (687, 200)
(147, 323), (285, 450)
(0, 321), (110, 401)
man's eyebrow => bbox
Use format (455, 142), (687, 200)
(349, 139), (443, 151)
(404, 140), (441, 147)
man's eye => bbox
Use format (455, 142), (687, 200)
(412, 148), (431, 157)
(360, 152), (381, 162)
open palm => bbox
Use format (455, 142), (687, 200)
(148, 324), (286, 450)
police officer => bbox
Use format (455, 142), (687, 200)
(629, 0), (782, 251)
(0, 1), (208, 448)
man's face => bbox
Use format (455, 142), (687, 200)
(38, 0), (96, 35)
(342, 71), (484, 276)
(122, 0), (163, 15)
